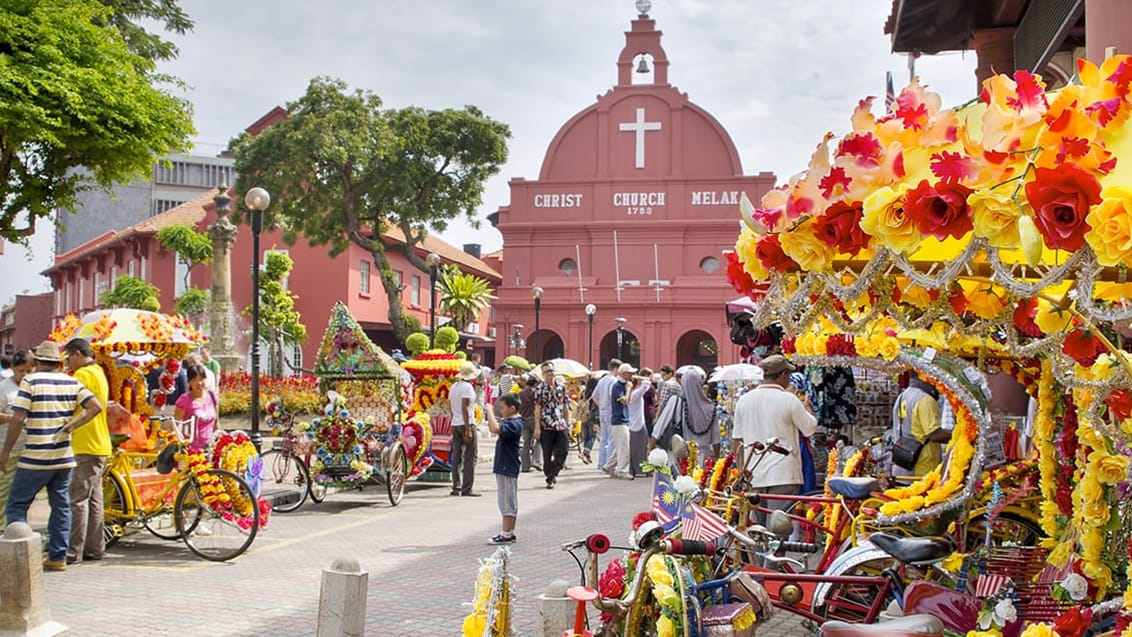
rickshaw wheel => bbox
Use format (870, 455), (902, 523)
(386, 442), (409, 506)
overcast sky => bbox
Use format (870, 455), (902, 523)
(0, 0), (978, 307)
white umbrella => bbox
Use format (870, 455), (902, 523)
(675, 364), (706, 378)
(709, 363), (763, 383)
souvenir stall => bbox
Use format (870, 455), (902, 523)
(723, 56), (1132, 632)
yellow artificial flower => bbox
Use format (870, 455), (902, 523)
(1079, 519), (1106, 559)
(1085, 186), (1132, 266)
(1080, 561), (1113, 595)
(965, 283), (1007, 320)
(1046, 540), (1073, 567)
(900, 283), (933, 309)
(657, 614), (676, 637)
(653, 584), (679, 608)
(856, 336), (880, 359)
(780, 218), (834, 271)
(862, 184), (921, 254)
(879, 337), (901, 361)
(1017, 215), (1044, 266)
(969, 189), (1024, 248)
(1123, 417), (1132, 437)
(735, 227), (769, 280)
(1034, 301), (1073, 334)
(650, 569), (674, 589)
(1019, 624), (1057, 637)
(1091, 451), (1130, 485)
(967, 630), (1003, 637)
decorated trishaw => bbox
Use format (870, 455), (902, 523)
(265, 302), (412, 507)
(718, 56), (1132, 633)
(48, 309), (267, 561)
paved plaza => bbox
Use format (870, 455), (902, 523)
(21, 432), (810, 636)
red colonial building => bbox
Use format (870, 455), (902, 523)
(491, 6), (776, 370)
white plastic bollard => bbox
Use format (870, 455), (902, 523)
(536, 579), (574, 637)
(316, 556), (368, 637)
(0, 522), (69, 636)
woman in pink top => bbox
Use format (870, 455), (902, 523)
(173, 364), (218, 453)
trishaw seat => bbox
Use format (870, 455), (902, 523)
(868, 532), (954, 565)
(827, 476), (879, 499)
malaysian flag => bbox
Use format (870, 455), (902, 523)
(651, 473), (682, 533)
(885, 71), (896, 113)
(680, 499), (730, 542)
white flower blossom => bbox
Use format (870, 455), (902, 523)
(993, 598), (1017, 626)
(1061, 572), (1088, 601)
(647, 448), (668, 467)
(673, 475), (696, 494)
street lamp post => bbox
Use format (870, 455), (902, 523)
(531, 286), (543, 364)
(426, 252), (441, 346)
(585, 304), (596, 369)
(615, 316), (627, 362)
(245, 187), (270, 452)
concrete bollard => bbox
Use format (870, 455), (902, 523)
(316, 557), (368, 637)
(0, 522), (69, 636)
(536, 579), (574, 637)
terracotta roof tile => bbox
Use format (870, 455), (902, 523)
(46, 190), (215, 273)
(382, 227), (501, 280)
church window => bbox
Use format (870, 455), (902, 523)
(359, 260), (371, 294)
(558, 258), (577, 275)
(699, 256), (720, 274)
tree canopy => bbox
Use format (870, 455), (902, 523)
(246, 250), (306, 377)
(100, 275), (160, 312)
(231, 77), (509, 342)
(0, 0), (195, 244)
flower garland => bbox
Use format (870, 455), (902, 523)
(708, 453), (734, 492)
(1034, 359), (1066, 543)
(878, 380), (976, 516)
(644, 554), (683, 637)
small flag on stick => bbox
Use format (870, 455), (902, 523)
(885, 71), (896, 113)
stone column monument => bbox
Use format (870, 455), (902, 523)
(208, 184), (241, 373)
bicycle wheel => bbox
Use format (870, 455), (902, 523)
(386, 443), (409, 506)
(965, 511), (1043, 549)
(814, 555), (897, 623)
(259, 449), (310, 513)
(144, 510), (182, 541)
(103, 474), (128, 549)
(175, 469), (259, 562)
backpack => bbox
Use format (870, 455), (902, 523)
(655, 396), (685, 450)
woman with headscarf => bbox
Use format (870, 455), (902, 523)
(681, 368), (720, 462)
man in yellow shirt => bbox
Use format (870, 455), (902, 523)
(891, 372), (951, 478)
(64, 338), (111, 564)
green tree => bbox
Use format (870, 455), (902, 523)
(0, 0), (195, 244)
(155, 223), (213, 324)
(100, 275), (160, 312)
(436, 264), (494, 333)
(96, 0), (194, 64)
(231, 77), (509, 342)
(246, 251), (306, 377)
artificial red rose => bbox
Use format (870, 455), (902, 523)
(755, 235), (795, 273)
(1061, 328), (1104, 365)
(1055, 480), (1074, 514)
(948, 284), (968, 315)
(814, 201), (869, 255)
(1106, 388), (1132, 423)
(780, 336), (797, 355)
(599, 558), (626, 600)
(724, 251), (763, 297)
(1024, 164), (1102, 251)
(631, 511), (656, 530)
(903, 179), (975, 240)
(1053, 606), (1093, 637)
(1013, 297), (1043, 337)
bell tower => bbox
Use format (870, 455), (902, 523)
(616, 0), (670, 87)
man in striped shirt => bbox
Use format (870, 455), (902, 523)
(0, 341), (102, 572)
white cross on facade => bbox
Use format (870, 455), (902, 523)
(618, 107), (662, 169)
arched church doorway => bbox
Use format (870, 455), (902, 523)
(528, 330), (564, 364)
(599, 329), (640, 369)
(676, 330), (718, 370)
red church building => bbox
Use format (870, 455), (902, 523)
(491, 5), (776, 370)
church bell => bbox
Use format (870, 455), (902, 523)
(636, 57), (650, 74)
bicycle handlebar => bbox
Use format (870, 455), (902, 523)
(778, 541), (819, 554)
(659, 539), (720, 556)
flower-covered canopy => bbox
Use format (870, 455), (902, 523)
(49, 308), (206, 361)
(313, 301), (408, 384)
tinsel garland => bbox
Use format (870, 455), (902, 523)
(1035, 359), (1064, 542)
(461, 547), (513, 637)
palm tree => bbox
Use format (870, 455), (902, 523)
(437, 265), (495, 333)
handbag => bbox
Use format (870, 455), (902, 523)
(890, 434), (923, 471)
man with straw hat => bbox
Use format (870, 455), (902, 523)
(0, 341), (103, 572)
(448, 361), (482, 497)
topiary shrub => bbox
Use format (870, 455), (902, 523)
(405, 332), (430, 357)
(435, 326), (459, 352)
(454, 351), (467, 360)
